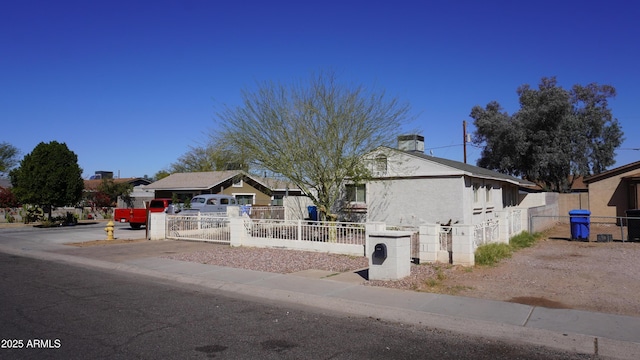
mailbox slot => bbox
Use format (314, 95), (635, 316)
(374, 243), (387, 259)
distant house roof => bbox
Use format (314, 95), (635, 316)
(146, 170), (301, 193)
(84, 177), (152, 191)
(583, 160), (640, 184)
(0, 178), (11, 188)
(383, 147), (535, 187)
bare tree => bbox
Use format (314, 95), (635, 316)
(214, 71), (412, 220)
(0, 142), (20, 176)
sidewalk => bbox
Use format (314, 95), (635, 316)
(1, 225), (639, 359)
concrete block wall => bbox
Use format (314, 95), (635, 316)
(367, 231), (412, 280)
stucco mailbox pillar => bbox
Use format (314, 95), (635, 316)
(367, 231), (412, 281)
(148, 212), (166, 240)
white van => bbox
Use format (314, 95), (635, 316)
(188, 194), (237, 213)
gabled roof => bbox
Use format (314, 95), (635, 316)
(146, 170), (300, 192)
(379, 146), (535, 186)
(583, 160), (640, 184)
(146, 170), (241, 190)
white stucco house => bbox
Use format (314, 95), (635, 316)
(340, 135), (534, 227)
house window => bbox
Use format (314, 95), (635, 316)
(235, 194), (254, 205)
(232, 178), (243, 187)
(375, 155), (387, 175)
(486, 185), (491, 202)
(346, 184), (366, 203)
(272, 195), (284, 206)
(502, 185), (517, 207)
(473, 183), (480, 203)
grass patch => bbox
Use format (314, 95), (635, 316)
(475, 243), (512, 266)
(424, 278), (440, 287)
(509, 231), (542, 250)
(474, 231), (543, 266)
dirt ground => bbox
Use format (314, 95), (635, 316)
(438, 223), (640, 317)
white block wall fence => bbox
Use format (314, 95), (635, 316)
(148, 208), (525, 267)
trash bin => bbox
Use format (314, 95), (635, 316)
(568, 209), (591, 241)
(307, 206), (318, 221)
(626, 209), (640, 241)
(240, 205), (251, 216)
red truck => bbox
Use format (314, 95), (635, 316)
(113, 198), (172, 229)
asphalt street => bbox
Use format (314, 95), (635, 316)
(0, 252), (596, 359)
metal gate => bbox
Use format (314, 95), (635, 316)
(166, 215), (231, 243)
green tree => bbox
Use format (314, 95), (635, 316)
(215, 70), (412, 219)
(0, 142), (20, 176)
(154, 170), (171, 181)
(97, 178), (133, 207)
(470, 77), (623, 192)
(10, 141), (84, 219)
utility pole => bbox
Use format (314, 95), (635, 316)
(463, 120), (467, 164)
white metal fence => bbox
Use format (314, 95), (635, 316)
(166, 214), (231, 243)
(247, 206), (286, 220)
(162, 208), (524, 266)
(473, 218), (500, 248)
(249, 219), (366, 245)
(439, 226), (453, 252)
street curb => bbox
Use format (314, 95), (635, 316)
(1, 244), (639, 359)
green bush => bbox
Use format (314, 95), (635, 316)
(475, 243), (512, 266)
(509, 231), (540, 250)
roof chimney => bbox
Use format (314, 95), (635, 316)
(397, 134), (425, 153)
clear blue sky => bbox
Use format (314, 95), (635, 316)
(2, 0), (639, 179)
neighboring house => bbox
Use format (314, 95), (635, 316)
(0, 177), (11, 189)
(343, 135), (534, 226)
(145, 170), (304, 206)
(84, 177), (153, 208)
(583, 160), (640, 221)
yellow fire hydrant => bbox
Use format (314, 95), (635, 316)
(105, 220), (115, 240)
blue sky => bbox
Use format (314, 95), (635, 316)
(2, 0), (639, 179)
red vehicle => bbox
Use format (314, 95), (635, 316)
(113, 198), (172, 229)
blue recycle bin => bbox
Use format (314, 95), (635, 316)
(569, 209), (591, 241)
(307, 205), (318, 221)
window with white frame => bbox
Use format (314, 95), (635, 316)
(235, 194), (254, 205)
(346, 184), (366, 203)
(473, 183), (480, 203)
(272, 195), (283, 206)
(232, 178), (243, 187)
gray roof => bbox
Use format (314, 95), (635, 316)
(146, 170), (300, 191)
(0, 177), (11, 188)
(381, 146), (535, 186)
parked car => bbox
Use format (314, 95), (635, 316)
(185, 194), (238, 213)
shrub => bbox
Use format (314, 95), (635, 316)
(475, 243), (512, 266)
(510, 231), (541, 250)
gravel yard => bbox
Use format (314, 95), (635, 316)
(162, 223), (640, 318)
